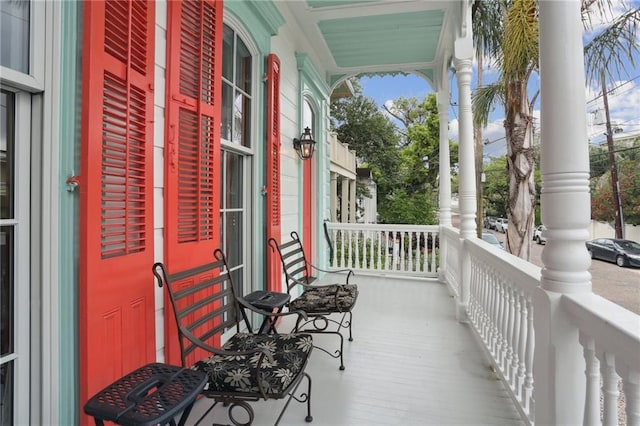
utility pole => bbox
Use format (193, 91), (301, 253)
(600, 70), (624, 239)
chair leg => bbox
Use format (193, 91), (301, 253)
(274, 372), (313, 425)
(347, 311), (354, 342)
(304, 372), (313, 422)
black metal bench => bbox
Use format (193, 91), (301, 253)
(268, 231), (358, 370)
(152, 249), (313, 425)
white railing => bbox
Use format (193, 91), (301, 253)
(563, 293), (640, 426)
(440, 226), (461, 297)
(324, 221), (640, 425)
(465, 238), (540, 425)
(324, 222), (440, 277)
(330, 133), (356, 174)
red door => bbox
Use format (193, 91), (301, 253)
(266, 54), (282, 292)
(303, 160), (313, 264)
(163, 0), (224, 366)
(79, 1), (156, 422)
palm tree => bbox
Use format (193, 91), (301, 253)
(473, 0), (538, 260)
(471, 0), (639, 259)
(471, 1), (504, 238)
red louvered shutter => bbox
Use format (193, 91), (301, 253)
(164, 0), (223, 366)
(79, 1), (155, 422)
(266, 54), (282, 292)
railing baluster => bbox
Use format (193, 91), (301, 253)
(524, 297), (535, 419)
(510, 287), (520, 390)
(516, 291), (526, 401)
(601, 352), (619, 426)
(622, 368), (639, 425)
(580, 335), (600, 426)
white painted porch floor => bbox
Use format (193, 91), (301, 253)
(185, 276), (524, 426)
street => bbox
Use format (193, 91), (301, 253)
(489, 230), (640, 315)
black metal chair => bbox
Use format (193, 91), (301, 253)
(153, 249), (313, 425)
(268, 231), (358, 370)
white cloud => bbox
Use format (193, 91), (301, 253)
(586, 78), (640, 143)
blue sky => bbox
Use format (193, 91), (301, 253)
(358, 2), (640, 160)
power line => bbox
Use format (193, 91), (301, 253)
(586, 74), (640, 105)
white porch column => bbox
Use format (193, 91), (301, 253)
(349, 179), (357, 223)
(454, 33), (475, 322)
(330, 173), (338, 222)
(437, 85), (452, 227)
(341, 177), (349, 223)
(534, 1), (592, 424)
(454, 56), (476, 239)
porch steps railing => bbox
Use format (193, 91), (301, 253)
(324, 222), (439, 277)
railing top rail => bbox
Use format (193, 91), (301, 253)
(563, 293), (640, 369)
(465, 237), (541, 297)
(324, 222), (439, 232)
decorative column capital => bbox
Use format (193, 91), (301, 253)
(454, 57), (473, 76)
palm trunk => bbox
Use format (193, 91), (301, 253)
(504, 79), (536, 260)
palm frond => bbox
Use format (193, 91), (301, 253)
(503, 0), (539, 81)
(584, 6), (640, 83)
(472, 82), (505, 128)
(472, 0), (506, 61)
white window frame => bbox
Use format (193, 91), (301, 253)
(0, 1), (49, 423)
(0, 88), (32, 426)
(219, 20), (258, 338)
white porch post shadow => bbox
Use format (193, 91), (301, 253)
(535, 1), (592, 424)
(437, 84), (452, 284)
(454, 35), (475, 321)
(349, 179), (357, 223)
(437, 86), (452, 228)
(330, 173), (338, 222)
(341, 177), (349, 223)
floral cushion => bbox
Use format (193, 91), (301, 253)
(193, 332), (313, 398)
(289, 284), (358, 313)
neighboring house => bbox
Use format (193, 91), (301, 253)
(0, 1), (622, 425)
(329, 132), (357, 223)
(356, 167), (378, 223)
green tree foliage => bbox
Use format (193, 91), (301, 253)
(591, 139), (640, 225)
(377, 189), (436, 225)
(331, 91), (402, 201)
(482, 157), (509, 218)
(331, 84), (448, 225)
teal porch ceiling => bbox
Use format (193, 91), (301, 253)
(283, 0), (461, 89)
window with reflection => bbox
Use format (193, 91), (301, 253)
(0, 1), (30, 73)
(221, 24), (251, 147)
(220, 24), (254, 298)
(0, 89), (15, 426)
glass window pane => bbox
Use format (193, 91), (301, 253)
(225, 153), (243, 208)
(1, 226), (14, 356)
(222, 25), (233, 81)
(303, 99), (314, 132)
(1, 91), (15, 220)
(233, 92), (251, 147)
(224, 211), (243, 269)
(230, 268), (243, 298)
(221, 82), (233, 141)
(0, 361), (14, 424)
(0, 1), (29, 73)
(235, 38), (251, 93)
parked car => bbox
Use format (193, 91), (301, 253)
(534, 225), (547, 245)
(485, 216), (497, 230)
(585, 238), (640, 268)
(495, 218), (509, 233)
(481, 232), (504, 250)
